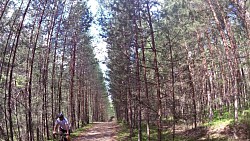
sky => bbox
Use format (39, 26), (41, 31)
(8, 0), (161, 76)
(87, 0), (108, 75)
(9, 0), (108, 75)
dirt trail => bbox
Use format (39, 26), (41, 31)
(72, 122), (120, 141)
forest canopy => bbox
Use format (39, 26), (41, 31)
(1, 0), (250, 140)
(98, 0), (250, 140)
(0, 0), (109, 140)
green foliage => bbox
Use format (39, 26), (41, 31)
(15, 74), (26, 88)
(204, 118), (233, 128)
(0, 0), (110, 140)
(204, 108), (250, 127)
(239, 108), (250, 127)
(203, 108), (233, 127)
(117, 122), (186, 141)
(213, 109), (233, 120)
(116, 122), (130, 141)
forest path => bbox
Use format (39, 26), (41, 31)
(72, 122), (120, 141)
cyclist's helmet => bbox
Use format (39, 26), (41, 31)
(58, 113), (64, 120)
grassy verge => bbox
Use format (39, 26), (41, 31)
(202, 108), (250, 140)
(117, 108), (250, 141)
(70, 124), (93, 138)
(204, 108), (250, 127)
(117, 122), (185, 141)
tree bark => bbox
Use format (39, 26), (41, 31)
(134, 12), (142, 141)
(0, 0), (10, 21)
(139, 19), (150, 141)
(168, 37), (176, 139)
(184, 41), (197, 129)
(146, 2), (162, 140)
(58, 35), (67, 113)
(7, 1), (31, 140)
(69, 32), (77, 129)
(28, 1), (46, 139)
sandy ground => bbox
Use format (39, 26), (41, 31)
(72, 122), (119, 141)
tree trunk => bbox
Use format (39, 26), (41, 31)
(80, 69), (86, 126)
(85, 81), (89, 124)
(28, 1), (46, 139)
(207, 0), (240, 122)
(139, 21), (150, 141)
(69, 33), (77, 129)
(48, 3), (59, 132)
(169, 38), (176, 139)
(5, 34), (16, 141)
(7, 1), (31, 140)
(0, 0), (10, 21)
(1, 18), (16, 141)
(185, 41), (197, 128)
(58, 35), (67, 113)
(146, 2), (162, 140)
(134, 17), (142, 141)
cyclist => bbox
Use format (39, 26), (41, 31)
(53, 113), (71, 141)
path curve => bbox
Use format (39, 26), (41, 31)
(72, 122), (119, 141)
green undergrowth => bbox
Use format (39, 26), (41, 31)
(117, 122), (185, 141)
(117, 122), (130, 140)
(204, 118), (233, 128)
(202, 108), (250, 140)
(70, 124), (93, 138)
(239, 108), (250, 122)
(117, 108), (250, 141)
(205, 108), (250, 128)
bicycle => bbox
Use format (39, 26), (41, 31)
(53, 132), (68, 141)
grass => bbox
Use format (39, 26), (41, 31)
(204, 118), (233, 128)
(202, 108), (250, 140)
(116, 123), (131, 141)
(117, 108), (250, 141)
(204, 108), (250, 127)
(116, 122), (185, 141)
(47, 124), (93, 141)
(239, 108), (250, 124)
(70, 124), (93, 138)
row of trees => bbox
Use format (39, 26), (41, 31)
(99, 0), (250, 140)
(0, 0), (109, 141)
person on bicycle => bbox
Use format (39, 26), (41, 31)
(53, 113), (71, 141)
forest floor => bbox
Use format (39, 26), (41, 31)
(70, 119), (249, 141)
(116, 119), (250, 141)
(71, 122), (120, 141)
(173, 121), (250, 140)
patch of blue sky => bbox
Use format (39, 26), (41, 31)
(87, 0), (108, 74)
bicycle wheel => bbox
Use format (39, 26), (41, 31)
(59, 135), (66, 141)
